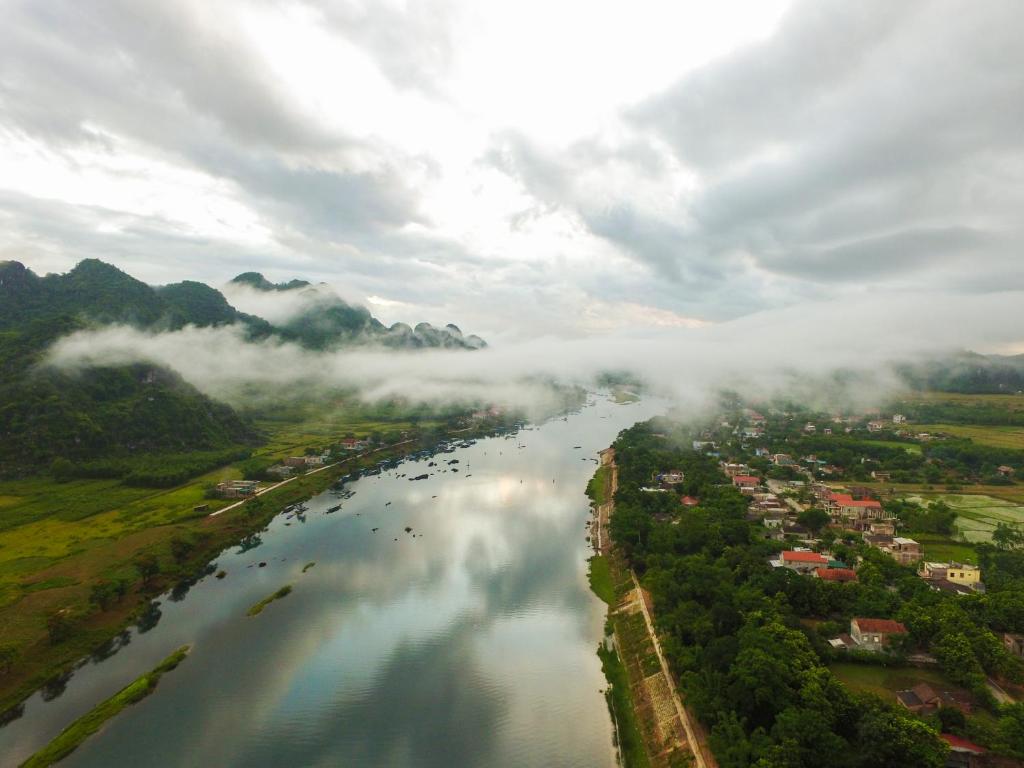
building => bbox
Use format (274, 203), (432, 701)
(997, 465), (1015, 478)
(814, 568), (858, 583)
(919, 562), (983, 591)
(849, 618), (908, 652)
(285, 456), (307, 468)
(266, 465), (294, 479)
(215, 480), (259, 499)
(896, 683), (971, 715)
(893, 414), (907, 424)
(777, 550), (829, 574)
(940, 734), (986, 768)
(1003, 633), (1024, 658)
(867, 420), (886, 432)
(827, 492), (892, 530)
(659, 470), (685, 485)
(772, 453), (795, 466)
(339, 437), (366, 451)
(680, 496), (700, 507)
(870, 470), (892, 482)
(732, 475), (760, 492)
(803, 423), (817, 434)
(304, 455), (326, 466)
(882, 537), (922, 565)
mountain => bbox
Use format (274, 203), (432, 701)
(0, 259), (486, 479)
(894, 351), (1024, 394)
(228, 271), (487, 351)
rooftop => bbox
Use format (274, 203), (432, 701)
(853, 617), (907, 634)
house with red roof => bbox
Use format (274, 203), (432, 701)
(940, 734), (986, 768)
(826, 492), (892, 530)
(680, 496), (700, 507)
(732, 475), (760, 493)
(778, 550), (829, 574)
(850, 617), (908, 652)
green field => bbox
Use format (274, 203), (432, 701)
(915, 423), (1024, 450)
(830, 662), (967, 702)
(907, 533), (978, 564)
(905, 493), (1024, 543)
(588, 556), (615, 606)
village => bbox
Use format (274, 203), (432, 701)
(629, 403), (1024, 766)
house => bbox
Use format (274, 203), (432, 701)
(659, 470), (685, 485)
(893, 414), (907, 424)
(997, 465), (1015, 478)
(285, 456), (307, 468)
(304, 455), (326, 467)
(849, 617), (908, 652)
(680, 496), (700, 507)
(870, 470), (892, 482)
(803, 423), (817, 434)
(732, 475), (760, 492)
(266, 464), (294, 479)
(339, 437), (366, 451)
(919, 562), (983, 591)
(746, 410), (766, 425)
(778, 550), (829, 573)
(896, 683), (971, 715)
(940, 734), (986, 768)
(692, 440), (718, 452)
(882, 537), (922, 565)
(772, 453), (795, 466)
(867, 520), (896, 536)
(827, 492), (891, 530)
(720, 462), (749, 478)
(1003, 633), (1024, 658)
(867, 420), (886, 432)
(215, 480), (259, 499)
(823, 427), (833, 436)
(814, 568), (858, 583)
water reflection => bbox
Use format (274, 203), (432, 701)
(0, 395), (662, 768)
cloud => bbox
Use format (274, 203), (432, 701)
(43, 289), (1024, 419)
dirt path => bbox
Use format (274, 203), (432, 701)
(209, 439), (416, 518)
(603, 445), (717, 768)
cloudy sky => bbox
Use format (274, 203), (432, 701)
(2, 0), (1022, 339)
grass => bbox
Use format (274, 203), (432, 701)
(302, 562), (316, 573)
(588, 556), (615, 606)
(599, 643), (651, 768)
(587, 465), (611, 506)
(909, 533), (979, 564)
(914, 423), (1024, 450)
(20, 645), (190, 768)
(610, 387), (641, 405)
(830, 661), (966, 702)
(903, 493), (1024, 543)
(0, 419), (479, 716)
(247, 585), (294, 617)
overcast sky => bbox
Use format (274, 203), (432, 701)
(2, 0), (1022, 339)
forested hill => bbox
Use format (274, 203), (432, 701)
(895, 352), (1024, 394)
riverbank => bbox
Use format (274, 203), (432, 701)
(587, 451), (711, 768)
(0, 427), (491, 718)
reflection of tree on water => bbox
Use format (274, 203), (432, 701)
(0, 702), (25, 727)
(40, 669), (74, 702)
(170, 561), (218, 603)
(136, 601), (163, 634)
(236, 534), (263, 554)
(90, 629), (132, 664)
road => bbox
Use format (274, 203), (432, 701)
(209, 439), (415, 518)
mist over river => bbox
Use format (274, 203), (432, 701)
(1, 394), (663, 768)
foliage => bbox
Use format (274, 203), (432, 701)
(247, 585), (293, 617)
(20, 646), (189, 768)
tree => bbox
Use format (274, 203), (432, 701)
(135, 553), (161, 585)
(46, 610), (75, 644)
(993, 522), (1024, 550)
(797, 508), (831, 534)
(854, 703), (948, 768)
(0, 644), (18, 675)
(89, 580), (122, 611)
(170, 536), (195, 563)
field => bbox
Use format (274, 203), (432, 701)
(904, 493), (1024, 543)
(830, 662), (967, 702)
(907, 533), (978, 564)
(915, 423), (1024, 450)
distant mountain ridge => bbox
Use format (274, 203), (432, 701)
(0, 259), (485, 478)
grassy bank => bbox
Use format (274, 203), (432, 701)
(587, 466), (611, 506)
(589, 556), (615, 606)
(599, 641), (651, 768)
(247, 585), (293, 617)
(20, 645), (190, 768)
(0, 426), (481, 716)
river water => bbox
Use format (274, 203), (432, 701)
(1, 394), (660, 768)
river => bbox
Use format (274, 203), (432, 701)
(1, 394), (661, 767)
